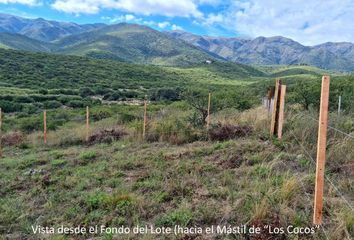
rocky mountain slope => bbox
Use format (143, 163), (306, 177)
(166, 31), (354, 71)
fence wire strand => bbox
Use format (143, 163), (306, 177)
(296, 112), (354, 139)
(288, 130), (354, 214)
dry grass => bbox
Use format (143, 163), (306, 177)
(1, 105), (353, 239)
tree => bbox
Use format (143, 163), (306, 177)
(79, 87), (94, 97)
(182, 90), (209, 126)
(293, 80), (320, 110)
(150, 88), (181, 101)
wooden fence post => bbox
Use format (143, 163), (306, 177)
(267, 87), (272, 112)
(270, 79), (282, 135)
(0, 108), (2, 158)
(338, 96), (341, 116)
(43, 110), (47, 144)
(277, 85), (287, 139)
(86, 106), (89, 142)
(207, 92), (211, 129)
(143, 96), (147, 139)
(313, 75), (330, 225)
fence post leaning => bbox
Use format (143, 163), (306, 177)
(313, 75), (330, 225)
(270, 79), (282, 135)
(86, 106), (89, 142)
(43, 110), (47, 144)
(277, 85), (287, 139)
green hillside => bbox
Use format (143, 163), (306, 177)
(0, 48), (263, 90)
(54, 23), (222, 66)
(0, 48), (266, 114)
(0, 44), (353, 240)
(0, 32), (53, 52)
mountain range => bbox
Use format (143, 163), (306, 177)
(166, 31), (354, 72)
(0, 13), (353, 71)
(0, 13), (104, 42)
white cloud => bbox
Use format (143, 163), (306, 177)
(0, 0), (40, 6)
(51, 0), (99, 14)
(124, 14), (135, 21)
(196, 0), (224, 6)
(143, 20), (156, 26)
(51, 0), (202, 17)
(103, 14), (142, 23)
(203, 13), (224, 25)
(157, 21), (170, 29)
(218, 0), (354, 45)
(171, 24), (183, 31)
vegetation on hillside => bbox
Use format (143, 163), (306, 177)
(0, 47), (353, 239)
(0, 49), (264, 114)
(0, 14), (354, 240)
(0, 104), (353, 239)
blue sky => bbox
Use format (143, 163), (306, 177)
(1, 0), (354, 45)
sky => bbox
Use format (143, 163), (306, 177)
(1, 0), (354, 45)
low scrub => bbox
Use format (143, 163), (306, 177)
(208, 123), (253, 141)
(1, 131), (24, 146)
(88, 127), (127, 144)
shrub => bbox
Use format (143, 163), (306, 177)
(153, 117), (200, 144)
(91, 110), (112, 121)
(0, 100), (23, 113)
(208, 123), (253, 141)
(1, 132), (24, 146)
(13, 96), (34, 103)
(88, 128), (127, 144)
(79, 87), (94, 97)
(106, 91), (121, 101)
(44, 100), (62, 109)
(122, 90), (138, 99)
(38, 89), (48, 95)
(117, 113), (137, 123)
(150, 88), (180, 101)
(18, 117), (41, 132)
(67, 100), (85, 108)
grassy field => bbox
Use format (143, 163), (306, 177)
(1, 103), (353, 239)
(0, 49), (353, 239)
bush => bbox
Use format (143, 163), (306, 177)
(44, 100), (62, 109)
(13, 96), (34, 103)
(91, 110), (112, 121)
(117, 113), (137, 123)
(106, 91), (121, 101)
(79, 87), (94, 97)
(150, 88), (180, 101)
(1, 132), (24, 146)
(122, 90), (138, 99)
(18, 117), (41, 132)
(38, 89), (48, 95)
(88, 128), (127, 144)
(0, 100), (23, 113)
(208, 123), (253, 141)
(67, 100), (85, 108)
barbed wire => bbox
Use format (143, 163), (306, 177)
(295, 112), (354, 139)
(293, 173), (330, 240)
(288, 130), (354, 214)
(287, 129), (353, 239)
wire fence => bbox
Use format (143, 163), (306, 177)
(261, 78), (353, 238)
